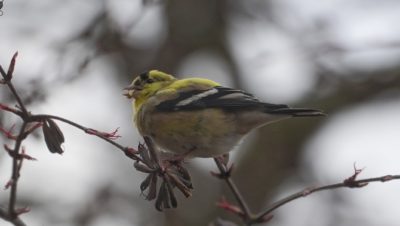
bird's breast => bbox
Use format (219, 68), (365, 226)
(139, 109), (243, 157)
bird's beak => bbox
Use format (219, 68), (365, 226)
(123, 85), (140, 99)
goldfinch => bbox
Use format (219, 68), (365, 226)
(124, 70), (323, 158)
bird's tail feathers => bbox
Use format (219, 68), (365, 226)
(266, 106), (325, 117)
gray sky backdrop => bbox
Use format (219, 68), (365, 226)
(1, 0), (400, 226)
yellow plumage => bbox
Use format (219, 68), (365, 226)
(124, 70), (323, 158)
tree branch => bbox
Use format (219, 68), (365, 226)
(0, 52), (28, 226)
(214, 158), (400, 225)
(1, 53), (194, 225)
(8, 122), (27, 216)
(3, 53), (400, 226)
(29, 114), (141, 162)
(213, 158), (253, 224)
(253, 174), (400, 223)
(0, 207), (26, 226)
(0, 52), (29, 117)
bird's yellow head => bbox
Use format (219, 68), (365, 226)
(124, 70), (176, 109)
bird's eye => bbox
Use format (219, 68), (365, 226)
(147, 79), (154, 83)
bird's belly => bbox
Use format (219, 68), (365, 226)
(143, 109), (244, 158)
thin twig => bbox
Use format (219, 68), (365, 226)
(253, 174), (400, 223)
(1, 53), (150, 225)
(8, 122), (28, 216)
(3, 81), (29, 117)
(213, 158), (253, 223)
(0, 207), (26, 226)
(29, 114), (142, 162)
(1, 53), (28, 226)
(0, 53), (29, 117)
(0, 103), (23, 117)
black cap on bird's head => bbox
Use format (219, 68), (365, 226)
(123, 70), (176, 99)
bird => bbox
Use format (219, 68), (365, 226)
(124, 70), (324, 158)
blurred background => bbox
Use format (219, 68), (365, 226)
(1, 0), (400, 225)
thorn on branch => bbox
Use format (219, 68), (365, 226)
(343, 163), (368, 188)
(85, 128), (121, 140)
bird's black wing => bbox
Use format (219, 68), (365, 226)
(156, 86), (288, 112)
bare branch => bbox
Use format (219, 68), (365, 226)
(8, 122), (27, 217)
(214, 157), (400, 225)
(0, 207), (26, 226)
(213, 158), (253, 224)
(29, 114), (141, 162)
(0, 52), (29, 117)
(253, 174), (400, 223)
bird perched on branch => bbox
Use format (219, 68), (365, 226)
(124, 70), (324, 158)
